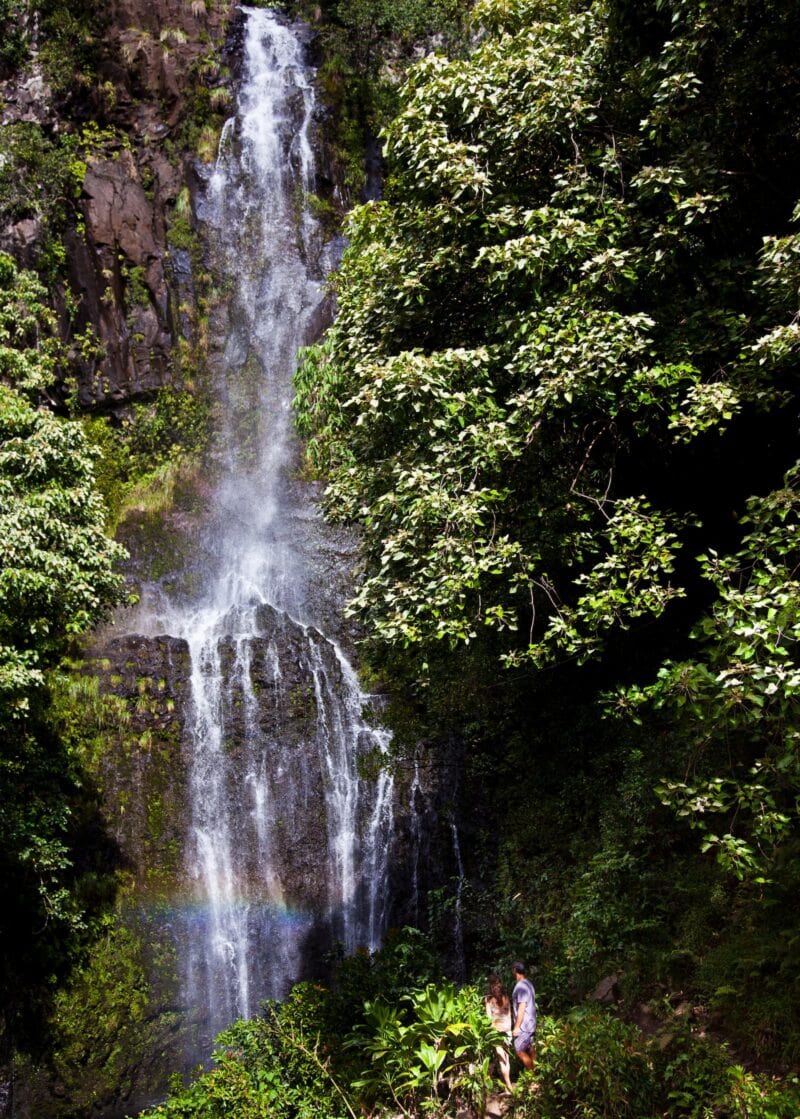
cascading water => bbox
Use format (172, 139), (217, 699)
(450, 821), (466, 983)
(131, 7), (394, 1050)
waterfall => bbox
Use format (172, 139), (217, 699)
(130, 8), (395, 1048)
(450, 821), (466, 983)
(409, 757), (424, 924)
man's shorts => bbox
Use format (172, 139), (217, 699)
(514, 1029), (534, 1053)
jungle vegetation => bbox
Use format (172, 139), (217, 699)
(0, 251), (126, 1053)
(293, 0), (800, 1099)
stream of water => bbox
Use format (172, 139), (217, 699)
(134, 7), (395, 1048)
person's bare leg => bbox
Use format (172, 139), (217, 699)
(517, 1046), (534, 1071)
(498, 1047), (513, 1092)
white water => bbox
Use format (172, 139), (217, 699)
(130, 8), (395, 1045)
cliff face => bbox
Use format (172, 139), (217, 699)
(68, 149), (178, 406)
(0, 0), (236, 410)
(68, 0), (237, 407)
(1, 10), (454, 1117)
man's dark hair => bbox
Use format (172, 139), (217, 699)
(512, 961), (526, 975)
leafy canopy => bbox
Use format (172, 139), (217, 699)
(0, 252), (126, 716)
(295, 0), (800, 667)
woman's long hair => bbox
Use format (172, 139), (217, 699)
(486, 973), (506, 1003)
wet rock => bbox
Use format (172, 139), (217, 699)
(65, 149), (176, 406)
(107, 0), (235, 122)
(0, 67), (54, 127)
(486, 1093), (514, 1118)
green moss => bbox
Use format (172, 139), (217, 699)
(82, 384), (213, 534)
(288, 683), (317, 720)
(49, 671), (132, 777)
(168, 209), (196, 252)
(16, 916), (185, 1118)
(306, 189), (342, 235)
(124, 263), (151, 309)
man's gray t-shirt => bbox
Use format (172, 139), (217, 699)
(512, 977), (537, 1034)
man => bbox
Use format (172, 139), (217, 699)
(511, 961), (536, 1070)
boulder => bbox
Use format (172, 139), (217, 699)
(590, 974), (621, 1003)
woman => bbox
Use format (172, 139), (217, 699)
(485, 973), (514, 1093)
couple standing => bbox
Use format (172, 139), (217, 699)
(485, 962), (536, 1093)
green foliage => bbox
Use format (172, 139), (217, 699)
(295, 0), (800, 667)
(0, 0), (28, 74)
(17, 917), (183, 1118)
(527, 1009), (655, 1119)
(305, 0), (470, 200)
(326, 0), (467, 80)
(650, 1018), (800, 1119)
(0, 120), (127, 283)
(0, 254), (125, 703)
(117, 893), (800, 1119)
(0, 714), (117, 1053)
(348, 982), (501, 1116)
(136, 973), (800, 1119)
(35, 0), (104, 105)
(0, 0), (104, 101)
(723, 1066), (800, 1119)
(0, 124), (77, 230)
(140, 989), (352, 1119)
(293, 0), (800, 1078)
(166, 53), (235, 168)
(655, 1024), (732, 1119)
(82, 385), (212, 530)
(517, 1008), (800, 1119)
(0, 252), (124, 1051)
(616, 467), (800, 883)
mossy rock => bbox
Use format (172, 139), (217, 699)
(15, 915), (186, 1119)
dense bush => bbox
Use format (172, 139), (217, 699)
(139, 1007), (349, 1119)
(526, 1010), (656, 1119)
(0, 252), (124, 1050)
(347, 982), (501, 1116)
(137, 978), (800, 1119)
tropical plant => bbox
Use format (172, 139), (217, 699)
(0, 251), (125, 1051)
(348, 982), (502, 1116)
(140, 993), (353, 1119)
(295, 0), (800, 669)
(294, 0), (800, 1070)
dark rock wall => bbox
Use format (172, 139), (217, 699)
(69, 150), (178, 406)
(87, 634), (192, 901)
(1, 0), (237, 410)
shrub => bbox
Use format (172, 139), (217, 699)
(526, 1009), (656, 1119)
(347, 981), (502, 1117)
(654, 1025), (731, 1119)
(725, 1066), (800, 1119)
(140, 997), (352, 1119)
